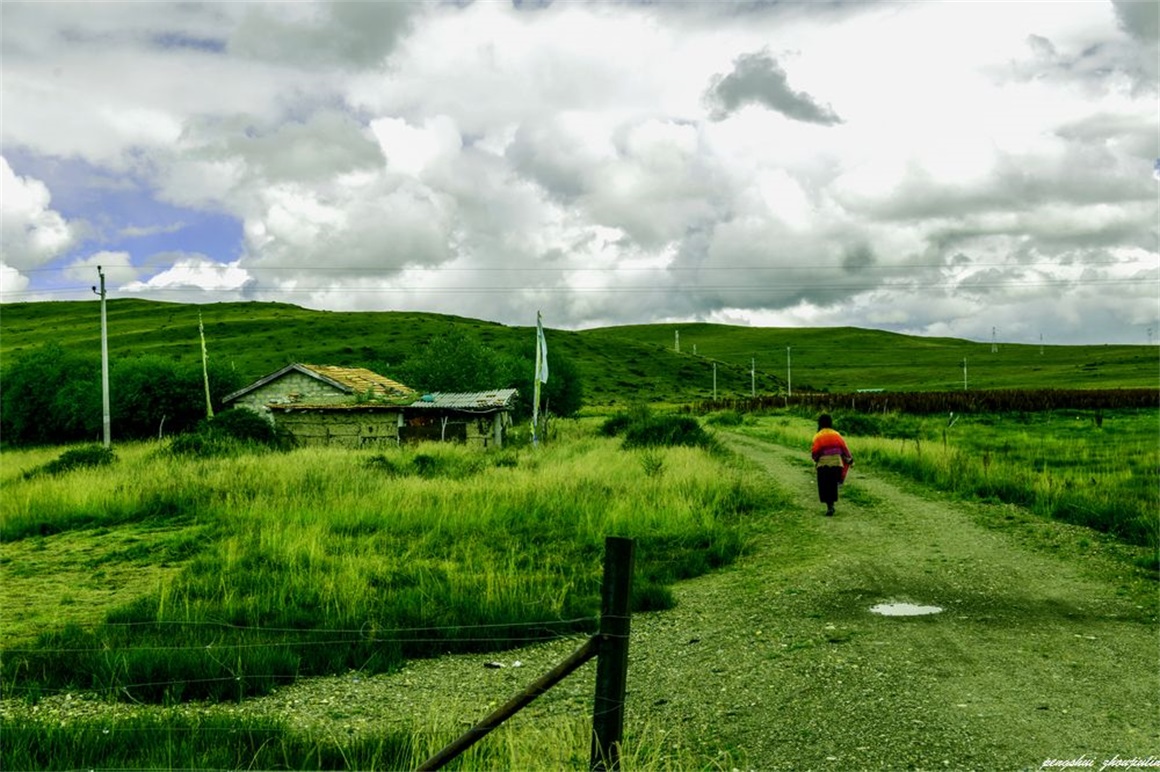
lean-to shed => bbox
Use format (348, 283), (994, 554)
(400, 390), (519, 447)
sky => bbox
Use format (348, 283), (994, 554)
(2, 0), (1157, 346)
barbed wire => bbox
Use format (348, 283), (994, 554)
(2, 616), (599, 655)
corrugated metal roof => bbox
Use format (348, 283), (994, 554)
(409, 389), (519, 411)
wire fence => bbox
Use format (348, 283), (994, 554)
(1, 615), (600, 702)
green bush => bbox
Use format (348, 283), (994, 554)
(801, 410), (925, 440)
(24, 445), (117, 479)
(623, 415), (715, 450)
(168, 409), (294, 458)
(599, 413), (634, 437)
(110, 356), (246, 440)
(705, 410), (746, 427)
(0, 344), (100, 444)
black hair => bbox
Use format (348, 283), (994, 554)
(817, 413), (833, 430)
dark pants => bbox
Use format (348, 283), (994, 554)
(817, 466), (842, 504)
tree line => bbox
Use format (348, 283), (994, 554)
(1, 333), (583, 446)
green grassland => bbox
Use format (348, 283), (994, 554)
(726, 407), (1159, 550)
(588, 322), (1160, 392)
(1, 428), (777, 699)
(2, 300), (1157, 407)
(3, 409), (1156, 768)
(0, 423), (775, 768)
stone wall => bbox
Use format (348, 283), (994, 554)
(271, 409), (507, 449)
(273, 408), (403, 448)
(233, 372), (350, 412)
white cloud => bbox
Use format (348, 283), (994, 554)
(0, 263), (31, 300)
(122, 256), (252, 294)
(64, 250), (138, 286)
(0, 156), (76, 269)
(2, 1), (1156, 343)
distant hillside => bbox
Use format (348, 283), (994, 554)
(1, 300), (1156, 409)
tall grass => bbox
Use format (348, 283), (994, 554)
(0, 711), (724, 771)
(1, 427), (781, 703)
(740, 409), (1159, 549)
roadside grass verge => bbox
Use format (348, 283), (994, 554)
(735, 408), (1159, 552)
(0, 710), (721, 771)
(1, 424), (783, 703)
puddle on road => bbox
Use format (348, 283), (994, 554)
(869, 602), (944, 617)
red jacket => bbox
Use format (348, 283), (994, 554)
(811, 428), (853, 479)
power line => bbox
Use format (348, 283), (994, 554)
(18, 257), (1146, 275)
(3, 276), (1152, 299)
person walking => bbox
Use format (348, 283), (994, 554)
(811, 413), (853, 516)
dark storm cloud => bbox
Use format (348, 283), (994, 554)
(705, 50), (842, 124)
(1111, 0), (1159, 42)
(231, 2), (416, 69)
(842, 242), (876, 273)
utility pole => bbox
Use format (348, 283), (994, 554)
(962, 358), (968, 391)
(751, 357), (755, 398)
(786, 347), (792, 397)
(712, 362), (717, 401)
(991, 327), (998, 354)
(1040, 333), (1044, 356)
(92, 266), (111, 448)
(674, 330), (680, 353)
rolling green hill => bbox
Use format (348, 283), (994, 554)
(1, 299), (1156, 408)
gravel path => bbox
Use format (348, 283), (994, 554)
(6, 432), (1157, 769)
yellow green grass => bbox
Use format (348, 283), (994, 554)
(1, 426), (780, 705)
(731, 408), (1159, 550)
(0, 709), (720, 771)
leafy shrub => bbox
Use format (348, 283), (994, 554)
(0, 345), (249, 446)
(364, 448), (487, 479)
(24, 445), (117, 479)
(623, 415), (715, 450)
(599, 413), (634, 437)
(639, 451), (665, 477)
(705, 410), (746, 427)
(168, 409), (294, 458)
(364, 454), (403, 475)
(210, 408), (293, 447)
(1, 344), (100, 445)
(804, 410), (924, 440)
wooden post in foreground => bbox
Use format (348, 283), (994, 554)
(590, 536), (635, 771)
(416, 636), (599, 771)
(416, 536), (635, 772)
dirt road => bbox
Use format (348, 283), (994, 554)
(618, 431), (1158, 769)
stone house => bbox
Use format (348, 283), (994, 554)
(223, 363), (517, 449)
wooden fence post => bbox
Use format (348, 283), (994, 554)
(415, 536), (635, 772)
(590, 536), (634, 771)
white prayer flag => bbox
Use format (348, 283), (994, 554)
(536, 311), (548, 383)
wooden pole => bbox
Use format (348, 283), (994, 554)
(417, 635), (600, 771)
(590, 536), (635, 771)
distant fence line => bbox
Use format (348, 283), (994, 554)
(692, 388), (1160, 415)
